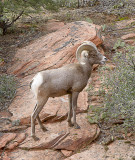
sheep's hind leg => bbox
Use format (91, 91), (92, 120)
(31, 98), (48, 141)
(72, 92), (80, 129)
(37, 115), (47, 132)
(67, 94), (74, 127)
(33, 104), (47, 131)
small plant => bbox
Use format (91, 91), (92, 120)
(85, 17), (93, 24)
(0, 57), (4, 63)
(0, 74), (17, 111)
(113, 39), (125, 50)
(101, 24), (106, 31)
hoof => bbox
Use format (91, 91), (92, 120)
(74, 123), (81, 129)
(41, 126), (48, 132)
(32, 135), (40, 141)
(68, 122), (74, 127)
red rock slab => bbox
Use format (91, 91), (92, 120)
(19, 114), (99, 151)
(0, 152), (11, 160)
(0, 110), (13, 118)
(53, 114), (100, 152)
(19, 133), (69, 150)
(65, 140), (135, 160)
(6, 133), (26, 150)
(0, 125), (28, 133)
(8, 21), (102, 77)
(12, 106), (87, 127)
(55, 126), (100, 151)
(121, 33), (135, 40)
(0, 133), (16, 149)
(8, 149), (63, 160)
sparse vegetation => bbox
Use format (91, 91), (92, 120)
(0, 74), (17, 111)
(0, 0), (58, 35)
(88, 44), (135, 132)
(113, 39), (125, 50)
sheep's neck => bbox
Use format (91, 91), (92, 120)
(80, 61), (92, 79)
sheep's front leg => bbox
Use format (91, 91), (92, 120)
(67, 94), (73, 127)
(72, 92), (80, 129)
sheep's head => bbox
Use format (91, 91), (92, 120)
(76, 41), (107, 65)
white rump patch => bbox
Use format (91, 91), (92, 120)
(80, 62), (86, 65)
(31, 73), (43, 98)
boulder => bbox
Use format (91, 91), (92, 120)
(8, 21), (102, 77)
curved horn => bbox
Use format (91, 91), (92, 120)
(76, 41), (98, 62)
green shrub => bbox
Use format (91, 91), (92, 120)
(89, 45), (135, 131)
(0, 74), (17, 111)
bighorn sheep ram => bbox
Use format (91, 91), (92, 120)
(30, 41), (107, 140)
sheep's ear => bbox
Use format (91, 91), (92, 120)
(84, 52), (89, 58)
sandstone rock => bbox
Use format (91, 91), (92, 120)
(8, 21), (102, 77)
(55, 127), (100, 151)
(18, 114), (99, 153)
(0, 125), (28, 133)
(6, 142), (18, 150)
(8, 149), (63, 160)
(0, 110), (13, 118)
(54, 114), (100, 152)
(61, 150), (73, 157)
(6, 133), (26, 150)
(45, 19), (65, 32)
(0, 133), (16, 149)
(18, 108), (87, 126)
(0, 152), (11, 160)
(20, 133), (69, 150)
(19, 116), (31, 126)
(16, 133), (26, 143)
(121, 33), (135, 40)
(65, 140), (135, 160)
